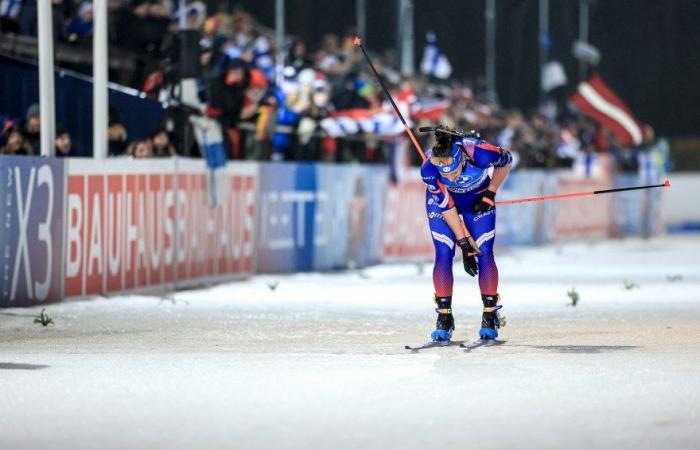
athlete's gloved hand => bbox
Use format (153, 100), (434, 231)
(474, 190), (496, 213)
(457, 237), (480, 277)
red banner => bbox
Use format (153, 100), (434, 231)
(552, 177), (611, 239)
(64, 161), (256, 298)
(383, 180), (434, 260)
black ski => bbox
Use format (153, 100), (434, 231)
(460, 339), (507, 352)
(405, 341), (454, 352)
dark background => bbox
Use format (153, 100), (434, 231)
(212, 0), (700, 138)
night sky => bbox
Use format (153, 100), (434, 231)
(221, 0), (699, 137)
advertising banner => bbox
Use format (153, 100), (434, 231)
(64, 159), (179, 297)
(382, 172), (434, 261)
(257, 163), (389, 273)
(63, 158), (257, 298)
(174, 160), (257, 288)
(0, 155), (673, 307)
(256, 163), (316, 273)
(0, 156), (64, 306)
(312, 164), (388, 270)
(611, 173), (666, 238)
(550, 175), (612, 241)
(495, 171), (549, 246)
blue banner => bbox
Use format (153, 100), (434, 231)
(256, 162), (389, 273)
(496, 170), (549, 246)
(0, 156), (65, 306)
(612, 173), (664, 237)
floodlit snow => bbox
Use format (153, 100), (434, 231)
(1, 235), (700, 450)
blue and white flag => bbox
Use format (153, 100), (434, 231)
(0, 0), (23, 19)
(253, 35), (275, 80)
(420, 32), (452, 80)
(190, 116), (227, 169)
(190, 116), (228, 206)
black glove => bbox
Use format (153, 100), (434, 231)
(456, 237), (479, 277)
(474, 190), (496, 213)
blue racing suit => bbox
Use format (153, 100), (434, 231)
(421, 137), (512, 297)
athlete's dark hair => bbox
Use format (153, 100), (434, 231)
(431, 133), (453, 158)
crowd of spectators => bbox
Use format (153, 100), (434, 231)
(0, 102), (176, 158)
(0, 1), (660, 174)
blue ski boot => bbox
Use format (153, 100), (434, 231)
(479, 294), (503, 340)
(431, 295), (454, 341)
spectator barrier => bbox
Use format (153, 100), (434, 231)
(0, 155), (669, 307)
(662, 174), (700, 233)
(0, 56), (164, 157)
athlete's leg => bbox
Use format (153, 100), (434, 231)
(461, 208), (498, 295)
(426, 192), (456, 297)
(426, 192), (457, 341)
(461, 207), (502, 339)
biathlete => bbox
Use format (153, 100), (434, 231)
(421, 127), (513, 342)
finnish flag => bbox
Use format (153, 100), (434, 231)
(420, 32), (452, 80)
(253, 35), (274, 80)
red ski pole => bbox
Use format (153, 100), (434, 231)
(495, 179), (671, 206)
(353, 37), (427, 162)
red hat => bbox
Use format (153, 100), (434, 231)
(249, 69), (268, 88)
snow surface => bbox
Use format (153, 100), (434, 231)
(1, 235), (700, 450)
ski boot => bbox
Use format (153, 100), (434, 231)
(431, 295), (454, 341)
(479, 294), (503, 340)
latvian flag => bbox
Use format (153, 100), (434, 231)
(570, 74), (645, 147)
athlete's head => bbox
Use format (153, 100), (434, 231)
(431, 135), (463, 180)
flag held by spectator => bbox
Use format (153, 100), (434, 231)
(190, 116), (227, 169)
(541, 61), (568, 92)
(411, 97), (450, 122)
(420, 32), (452, 80)
(570, 74), (644, 147)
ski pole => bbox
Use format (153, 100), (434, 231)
(495, 179), (671, 206)
(353, 37), (427, 162)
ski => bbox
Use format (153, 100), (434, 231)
(460, 339), (507, 352)
(405, 341), (454, 351)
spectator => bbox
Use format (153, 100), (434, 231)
(150, 128), (176, 157)
(115, 0), (170, 55)
(126, 139), (153, 158)
(22, 103), (41, 151)
(16, 0), (67, 40)
(331, 72), (370, 111)
(316, 34), (347, 77)
(108, 108), (129, 156)
(288, 38), (312, 72)
(204, 57), (250, 158)
(0, 127), (34, 155)
(65, 1), (94, 42)
(54, 126), (75, 157)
